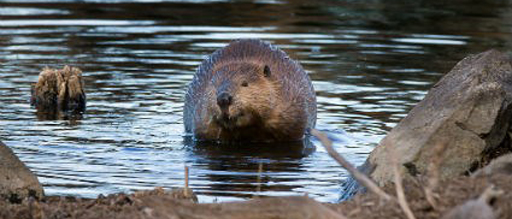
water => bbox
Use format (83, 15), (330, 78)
(1, 0), (512, 202)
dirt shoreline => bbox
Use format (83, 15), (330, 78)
(0, 172), (510, 219)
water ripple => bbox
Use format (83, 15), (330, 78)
(1, 0), (512, 203)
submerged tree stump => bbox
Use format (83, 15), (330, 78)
(31, 66), (86, 115)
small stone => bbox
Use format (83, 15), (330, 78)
(441, 186), (502, 219)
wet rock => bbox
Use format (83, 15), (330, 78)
(0, 141), (44, 202)
(31, 66), (86, 114)
(342, 49), (512, 199)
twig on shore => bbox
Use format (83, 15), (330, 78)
(423, 143), (447, 209)
(389, 144), (416, 219)
(311, 129), (393, 201)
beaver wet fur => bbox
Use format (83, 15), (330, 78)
(184, 39), (317, 142)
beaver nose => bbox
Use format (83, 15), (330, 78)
(217, 92), (232, 109)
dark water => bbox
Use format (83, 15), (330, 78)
(1, 0), (512, 202)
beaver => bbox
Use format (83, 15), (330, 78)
(31, 66), (86, 114)
(184, 39), (317, 142)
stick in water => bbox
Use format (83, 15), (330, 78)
(185, 165), (189, 196)
(257, 162), (263, 193)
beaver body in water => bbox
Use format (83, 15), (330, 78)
(184, 39), (317, 142)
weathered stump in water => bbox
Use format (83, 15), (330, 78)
(31, 66), (86, 116)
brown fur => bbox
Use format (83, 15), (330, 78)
(184, 39), (317, 142)
(31, 66), (86, 113)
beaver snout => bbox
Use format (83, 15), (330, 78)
(217, 92), (233, 113)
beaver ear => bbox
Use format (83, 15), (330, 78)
(263, 65), (271, 77)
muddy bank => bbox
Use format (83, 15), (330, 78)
(0, 172), (510, 219)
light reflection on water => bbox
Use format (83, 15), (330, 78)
(0, 0), (512, 202)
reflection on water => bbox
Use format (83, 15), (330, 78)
(185, 138), (315, 199)
(0, 0), (512, 202)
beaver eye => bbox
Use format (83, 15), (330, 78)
(241, 81), (248, 87)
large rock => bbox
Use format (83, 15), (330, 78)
(342, 50), (512, 199)
(0, 141), (44, 202)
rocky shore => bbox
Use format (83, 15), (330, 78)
(2, 49), (512, 218)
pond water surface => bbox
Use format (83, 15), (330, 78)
(1, 0), (512, 202)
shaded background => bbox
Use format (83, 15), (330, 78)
(0, 0), (512, 202)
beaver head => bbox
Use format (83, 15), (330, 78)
(209, 63), (276, 131)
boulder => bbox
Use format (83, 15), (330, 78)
(0, 141), (44, 202)
(342, 50), (512, 199)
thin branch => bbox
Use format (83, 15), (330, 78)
(423, 143), (447, 209)
(184, 166), (190, 196)
(311, 129), (393, 201)
(392, 151), (416, 219)
(257, 162), (263, 193)
(381, 133), (416, 219)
